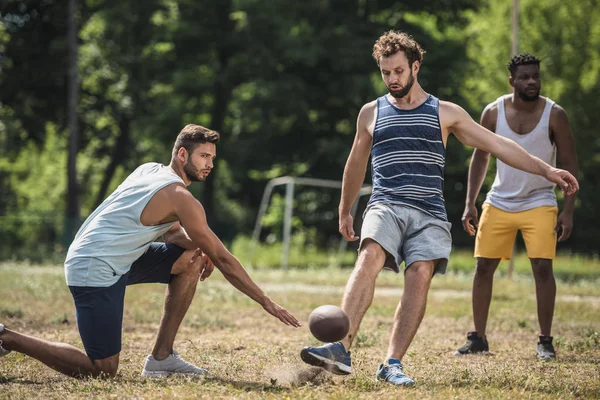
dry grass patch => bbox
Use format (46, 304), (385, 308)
(0, 263), (599, 399)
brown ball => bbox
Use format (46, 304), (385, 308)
(308, 305), (350, 343)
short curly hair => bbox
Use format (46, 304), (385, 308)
(507, 53), (540, 76)
(372, 30), (425, 66)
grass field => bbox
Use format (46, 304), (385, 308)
(1, 255), (599, 399)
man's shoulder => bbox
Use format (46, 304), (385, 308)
(361, 99), (378, 112)
(357, 100), (379, 132)
(548, 99), (567, 116)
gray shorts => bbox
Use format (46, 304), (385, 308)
(359, 203), (452, 274)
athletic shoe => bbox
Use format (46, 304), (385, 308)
(455, 331), (489, 355)
(376, 358), (415, 386)
(536, 336), (556, 360)
(300, 342), (352, 375)
(0, 324), (11, 357)
(141, 350), (208, 377)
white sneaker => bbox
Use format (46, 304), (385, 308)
(141, 350), (208, 377)
(0, 324), (11, 357)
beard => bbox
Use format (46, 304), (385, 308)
(183, 158), (204, 182)
(388, 73), (415, 99)
(517, 87), (540, 102)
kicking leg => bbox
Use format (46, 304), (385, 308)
(340, 239), (387, 350)
(300, 239), (386, 375)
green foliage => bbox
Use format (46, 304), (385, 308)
(460, 0), (600, 253)
(0, 124), (68, 259)
(231, 234), (357, 269)
(1, 0), (598, 261)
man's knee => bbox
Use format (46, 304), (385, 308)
(531, 258), (554, 283)
(172, 249), (202, 276)
(406, 261), (435, 281)
(475, 257), (500, 278)
(91, 353), (120, 378)
(356, 239), (387, 273)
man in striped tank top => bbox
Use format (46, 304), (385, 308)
(301, 31), (578, 385)
(456, 54), (578, 360)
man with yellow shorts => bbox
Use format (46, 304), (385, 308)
(456, 54), (578, 360)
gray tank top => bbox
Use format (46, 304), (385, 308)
(65, 163), (185, 287)
(485, 95), (557, 212)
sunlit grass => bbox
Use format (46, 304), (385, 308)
(0, 261), (598, 399)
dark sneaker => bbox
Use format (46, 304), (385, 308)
(376, 358), (415, 386)
(455, 331), (489, 355)
(536, 336), (556, 360)
(0, 324), (10, 357)
(300, 342), (352, 375)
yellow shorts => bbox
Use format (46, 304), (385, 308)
(475, 203), (558, 260)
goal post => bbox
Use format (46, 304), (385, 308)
(248, 176), (372, 269)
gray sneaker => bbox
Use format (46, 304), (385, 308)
(0, 324), (11, 357)
(141, 350), (208, 377)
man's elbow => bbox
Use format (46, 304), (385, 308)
(162, 232), (176, 244)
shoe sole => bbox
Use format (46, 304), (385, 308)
(300, 348), (352, 375)
(376, 376), (416, 387)
(141, 370), (208, 378)
(454, 350), (490, 356)
(537, 355), (556, 361)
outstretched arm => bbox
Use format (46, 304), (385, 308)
(442, 101), (579, 196)
(170, 186), (301, 327)
(339, 102), (375, 241)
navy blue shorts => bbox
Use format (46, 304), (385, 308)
(68, 243), (186, 360)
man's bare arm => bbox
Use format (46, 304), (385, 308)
(465, 105), (494, 208)
(442, 102), (579, 196)
(551, 105), (579, 213)
(551, 105), (579, 241)
(338, 102), (374, 241)
(170, 185), (300, 327)
(462, 105), (495, 235)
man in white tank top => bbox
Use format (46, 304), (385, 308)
(457, 54), (579, 360)
(0, 124), (300, 379)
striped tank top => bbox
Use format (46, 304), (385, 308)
(368, 94), (447, 221)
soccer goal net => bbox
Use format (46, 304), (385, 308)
(248, 176), (372, 269)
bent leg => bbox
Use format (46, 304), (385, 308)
(472, 257), (501, 337)
(531, 258), (555, 336)
(151, 248), (202, 360)
(0, 328), (119, 378)
(386, 260), (435, 361)
(339, 239), (387, 351)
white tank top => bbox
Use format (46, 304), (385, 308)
(65, 163), (185, 287)
(485, 95), (557, 212)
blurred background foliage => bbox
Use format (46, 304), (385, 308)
(0, 0), (598, 263)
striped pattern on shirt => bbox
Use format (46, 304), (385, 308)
(367, 94), (447, 221)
